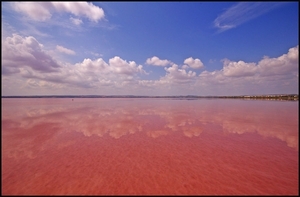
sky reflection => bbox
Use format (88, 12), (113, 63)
(2, 98), (298, 151)
(1, 98), (298, 195)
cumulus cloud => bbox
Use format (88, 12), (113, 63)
(164, 64), (196, 82)
(258, 45), (299, 76)
(56, 45), (76, 55)
(140, 46), (298, 95)
(109, 56), (146, 75)
(41, 56), (146, 89)
(2, 34), (148, 92)
(11, 2), (105, 23)
(183, 57), (204, 69)
(2, 34), (61, 73)
(139, 64), (197, 89)
(181, 65), (189, 70)
(1, 33), (298, 96)
(222, 59), (257, 77)
(198, 45), (298, 95)
(146, 56), (173, 66)
(203, 45), (298, 79)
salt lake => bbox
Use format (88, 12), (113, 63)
(1, 98), (298, 195)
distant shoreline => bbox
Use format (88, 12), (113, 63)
(1, 94), (298, 100)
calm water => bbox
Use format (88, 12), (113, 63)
(1, 98), (298, 195)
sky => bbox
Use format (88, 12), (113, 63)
(1, 2), (299, 96)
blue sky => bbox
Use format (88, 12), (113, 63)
(2, 2), (299, 96)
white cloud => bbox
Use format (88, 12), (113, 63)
(2, 33), (61, 73)
(17, 56), (148, 90)
(222, 59), (257, 77)
(146, 56), (173, 66)
(52, 2), (104, 22)
(214, 2), (282, 33)
(109, 56), (146, 75)
(197, 45), (298, 95)
(11, 2), (105, 23)
(56, 45), (76, 55)
(142, 64), (197, 87)
(164, 64), (196, 82)
(258, 45), (299, 76)
(1, 33), (298, 96)
(70, 17), (83, 26)
(183, 57), (204, 69)
(12, 2), (53, 21)
(181, 65), (189, 70)
(204, 45), (298, 79)
(2, 34), (148, 93)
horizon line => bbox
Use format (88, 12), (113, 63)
(1, 94), (298, 98)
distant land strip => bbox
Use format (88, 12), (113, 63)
(1, 94), (298, 100)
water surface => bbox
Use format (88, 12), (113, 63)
(2, 98), (298, 195)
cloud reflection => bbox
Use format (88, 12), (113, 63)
(2, 98), (298, 160)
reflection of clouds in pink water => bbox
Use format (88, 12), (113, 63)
(3, 122), (59, 160)
(2, 98), (298, 151)
(183, 127), (203, 138)
(2, 98), (298, 195)
(147, 129), (169, 138)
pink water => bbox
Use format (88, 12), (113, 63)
(1, 98), (298, 195)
